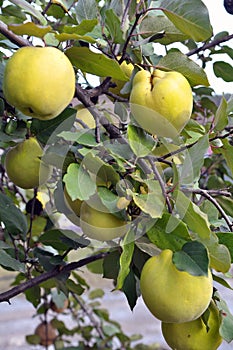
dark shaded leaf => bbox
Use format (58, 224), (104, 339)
(173, 241), (209, 276)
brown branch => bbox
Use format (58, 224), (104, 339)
(0, 20), (32, 48)
(184, 188), (233, 232)
(187, 33), (233, 57)
(0, 252), (109, 304)
(75, 84), (125, 141)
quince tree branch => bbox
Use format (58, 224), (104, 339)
(0, 252), (109, 304)
(0, 20), (32, 47)
(187, 33), (233, 57)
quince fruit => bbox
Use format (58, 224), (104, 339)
(161, 300), (222, 350)
(130, 69), (193, 138)
(80, 201), (128, 241)
(3, 46), (75, 120)
(63, 185), (82, 226)
(75, 105), (95, 129)
(35, 321), (57, 346)
(140, 249), (213, 323)
(5, 137), (52, 189)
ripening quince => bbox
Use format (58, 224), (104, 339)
(80, 201), (128, 241)
(140, 249), (213, 323)
(5, 137), (52, 189)
(64, 185), (82, 219)
(161, 300), (222, 350)
(130, 69), (193, 138)
(3, 46), (75, 120)
(35, 321), (57, 346)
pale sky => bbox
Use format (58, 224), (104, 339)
(202, 0), (233, 94)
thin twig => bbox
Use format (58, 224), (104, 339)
(147, 156), (173, 213)
(187, 33), (233, 57)
(184, 188), (233, 232)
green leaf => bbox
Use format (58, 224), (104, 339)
(0, 192), (27, 238)
(79, 151), (120, 186)
(89, 288), (104, 299)
(8, 22), (52, 38)
(66, 279), (85, 295)
(173, 241), (209, 276)
(103, 250), (120, 281)
(65, 47), (129, 80)
(55, 33), (96, 43)
(199, 232), (231, 273)
(158, 51), (209, 86)
(132, 182), (165, 219)
(105, 9), (124, 44)
(0, 248), (25, 272)
(140, 14), (190, 45)
(216, 232), (233, 263)
(25, 286), (41, 307)
(31, 108), (76, 145)
(63, 19), (98, 35)
(215, 293), (233, 343)
(9, 0), (47, 25)
(127, 125), (155, 157)
(175, 190), (211, 239)
(39, 229), (89, 251)
(75, 0), (98, 22)
(179, 134), (209, 185)
(161, 0), (213, 41)
(147, 213), (191, 251)
(215, 196), (233, 219)
(122, 269), (138, 310)
(116, 230), (135, 290)
(213, 61), (233, 82)
(63, 163), (96, 201)
(59, 129), (98, 147)
(214, 96), (228, 131)
(220, 139), (233, 176)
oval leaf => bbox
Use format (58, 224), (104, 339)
(8, 22), (52, 38)
(65, 47), (129, 80)
(161, 0), (213, 41)
(173, 241), (209, 276)
(158, 51), (209, 86)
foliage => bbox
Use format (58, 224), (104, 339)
(0, 0), (233, 349)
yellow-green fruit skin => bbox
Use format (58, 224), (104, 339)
(5, 137), (52, 189)
(161, 301), (222, 350)
(130, 69), (193, 138)
(64, 186), (82, 216)
(80, 202), (128, 241)
(140, 249), (213, 323)
(3, 46), (75, 120)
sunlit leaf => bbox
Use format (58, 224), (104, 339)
(127, 125), (155, 157)
(8, 22), (52, 38)
(140, 14), (190, 45)
(158, 51), (209, 86)
(65, 47), (129, 80)
(116, 230), (135, 290)
(147, 213), (191, 251)
(161, 0), (213, 41)
(9, 0), (47, 25)
(63, 163), (96, 201)
(175, 190), (211, 239)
